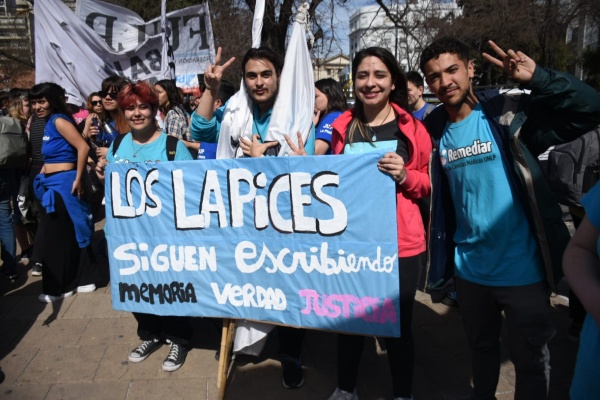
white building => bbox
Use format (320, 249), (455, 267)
(349, 0), (461, 72)
(566, 14), (599, 81)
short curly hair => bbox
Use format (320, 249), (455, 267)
(419, 37), (471, 74)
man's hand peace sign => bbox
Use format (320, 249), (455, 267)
(204, 47), (236, 92)
(482, 40), (537, 85)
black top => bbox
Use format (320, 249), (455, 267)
(346, 118), (410, 161)
(29, 115), (46, 163)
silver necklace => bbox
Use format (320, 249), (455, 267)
(132, 140), (148, 157)
(366, 106), (392, 142)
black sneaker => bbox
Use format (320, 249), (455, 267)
(441, 292), (458, 308)
(128, 338), (162, 363)
(162, 342), (188, 372)
(281, 355), (304, 389)
(0, 268), (18, 281)
(31, 263), (42, 277)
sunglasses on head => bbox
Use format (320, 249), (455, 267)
(99, 91), (119, 99)
(91, 100), (102, 106)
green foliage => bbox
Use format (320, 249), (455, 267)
(424, 0), (594, 85)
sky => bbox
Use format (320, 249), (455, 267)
(330, 0), (457, 55)
(330, 0), (374, 55)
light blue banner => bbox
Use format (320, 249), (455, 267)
(105, 152), (400, 336)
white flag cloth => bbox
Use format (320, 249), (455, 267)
(265, 4), (314, 155)
(76, 0), (215, 78)
(35, 0), (215, 105)
(160, 0), (175, 79)
(34, 0), (115, 105)
(215, 90), (253, 159)
(232, 320), (273, 356)
(251, 0), (265, 49)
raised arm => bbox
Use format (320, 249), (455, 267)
(195, 47), (235, 122)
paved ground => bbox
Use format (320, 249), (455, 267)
(0, 248), (579, 400)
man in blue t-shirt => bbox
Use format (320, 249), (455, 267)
(190, 46), (314, 158)
(421, 37), (600, 399)
(406, 71), (436, 121)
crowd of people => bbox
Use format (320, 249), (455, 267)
(0, 36), (599, 400)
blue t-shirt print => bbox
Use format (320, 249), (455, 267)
(439, 103), (543, 286)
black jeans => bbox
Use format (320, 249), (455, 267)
(134, 312), (192, 346)
(336, 252), (423, 398)
(455, 277), (555, 400)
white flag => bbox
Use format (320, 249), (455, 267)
(266, 3), (315, 155)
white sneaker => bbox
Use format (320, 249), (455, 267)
(76, 283), (96, 293)
(328, 387), (358, 400)
(38, 291), (74, 303)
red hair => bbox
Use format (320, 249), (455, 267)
(117, 81), (159, 110)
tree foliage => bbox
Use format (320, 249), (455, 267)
(449, 0), (584, 85)
(373, 0), (600, 86)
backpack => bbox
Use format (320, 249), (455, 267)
(112, 133), (179, 161)
(546, 127), (600, 208)
(0, 116), (27, 169)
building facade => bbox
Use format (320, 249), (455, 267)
(567, 14), (599, 81)
(312, 53), (350, 82)
(0, 0), (35, 88)
(348, 0), (461, 72)
(0, 0), (77, 89)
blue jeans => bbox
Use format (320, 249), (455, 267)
(0, 170), (16, 272)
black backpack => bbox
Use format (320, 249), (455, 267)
(112, 134), (179, 161)
(546, 127), (600, 208)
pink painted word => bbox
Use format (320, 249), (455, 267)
(299, 289), (397, 324)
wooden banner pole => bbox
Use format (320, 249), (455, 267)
(217, 319), (235, 399)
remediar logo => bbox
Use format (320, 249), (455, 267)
(447, 140), (492, 162)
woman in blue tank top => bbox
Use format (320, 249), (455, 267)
(29, 82), (96, 303)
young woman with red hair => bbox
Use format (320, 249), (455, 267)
(96, 81), (193, 372)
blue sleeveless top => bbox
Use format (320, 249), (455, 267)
(42, 114), (77, 164)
